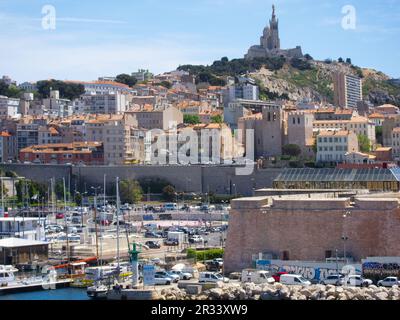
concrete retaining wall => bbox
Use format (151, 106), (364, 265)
(0, 164), (283, 196)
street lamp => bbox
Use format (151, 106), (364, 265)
(342, 211), (351, 263)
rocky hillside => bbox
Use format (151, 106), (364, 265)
(179, 57), (400, 106)
(251, 60), (400, 106)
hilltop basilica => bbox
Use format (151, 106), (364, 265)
(245, 5), (303, 60)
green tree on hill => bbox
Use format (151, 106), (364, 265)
(36, 80), (85, 100)
(115, 74), (137, 87)
(159, 81), (172, 89)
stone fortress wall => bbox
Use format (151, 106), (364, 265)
(224, 192), (400, 273)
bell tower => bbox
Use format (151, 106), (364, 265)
(267, 5), (280, 50)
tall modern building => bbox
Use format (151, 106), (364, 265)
(333, 72), (363, 109)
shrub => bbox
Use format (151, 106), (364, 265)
(187, 249), (225, 261)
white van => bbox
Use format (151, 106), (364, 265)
(241, 269), (275, 285)
(280, 274), (311, 286)
(199, 272), (229, 283)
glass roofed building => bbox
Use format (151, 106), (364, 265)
(273, 168), (400, 192)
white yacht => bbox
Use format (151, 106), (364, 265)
(0, 265), (19, 286)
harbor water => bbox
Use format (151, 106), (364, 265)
(0, 288), (89, 300)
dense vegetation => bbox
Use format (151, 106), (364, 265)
(178, 56), (287, 85)
(187, 248), (224, 261)
(183, 114), (201, 125)
(115, 74), (138, 87)
(119, 179), (143, 204)
(139, 178), (173, 194)
(0, 80), (25, 98)
(358, 135), (372, 153)
(36, 80), (85, 100)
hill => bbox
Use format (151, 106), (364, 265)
(178, 57), (400, 107)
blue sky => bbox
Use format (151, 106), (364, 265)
(0, 0), (399, 82)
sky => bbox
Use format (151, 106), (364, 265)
(0, 0), (399, 83)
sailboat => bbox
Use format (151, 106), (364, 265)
(87, 177), (121, 299)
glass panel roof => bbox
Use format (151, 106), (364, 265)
(274, 168), (399, 182)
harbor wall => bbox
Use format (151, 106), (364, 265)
(0, 164), (282, 196)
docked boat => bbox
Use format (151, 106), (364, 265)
(0, 265), (18, 286)
(87, 282), (109, 299)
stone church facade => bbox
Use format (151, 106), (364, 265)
(245, 5), (303, 60)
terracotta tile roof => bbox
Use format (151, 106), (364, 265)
(368, 113), (385, 119)
(318, 130), (352, 137)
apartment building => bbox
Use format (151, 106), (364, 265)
(333, 72), (362, 109)
(19, 141), (104, 165)
(38, 126), (62, 145)
(0, 96), (20, 118)
(0, 132), (17, 162)
(78, 92), (128, 114)
(16, 123), (39, 152)
(316, 130), (359, 163)
(128, 106), (183, 130)
(313, 116), (376, 144)
(85, 114), (141, 165)
(391, 127), (400, 160)
(72, 81), (133, 95)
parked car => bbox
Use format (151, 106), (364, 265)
(189, 235), (203, 244)
(156, 271), (179, 283)
(169, 270), (192, 280)
(378, 277), (400, 287)
(154, 274), (172, 285)
(45, 225), (64, 233)
(319, 274), (346, 286)
(199, 272), (229, 283)
(280, 274), (311, 286)
(145, 231), (162, 238)
(164, 239), (179, 246)
(345, 275), (373, 287)
(56, 213), (65, 220)
(205, 261), (221, 272)
(145, 241), (161, 249)
(72, 217), (81, 224)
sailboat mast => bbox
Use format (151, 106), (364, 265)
(116, 177), (120, 275)
(63, 178), (70, 268)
